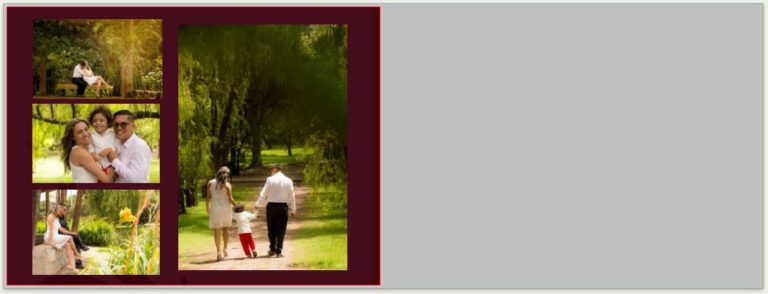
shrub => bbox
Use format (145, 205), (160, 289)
(109, 225), (160, 275)
(36, 220), (46, 234)
(81, 225), (160, 275)
(304, 130), (348, 213)
(78, 219), (115, 246)
(79, 201), (160, 276)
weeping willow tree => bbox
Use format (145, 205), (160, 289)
(31, 104), (160, 172)
(33, 19), (162, 96)
(178, 25), (348, 212)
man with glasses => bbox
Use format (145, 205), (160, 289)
(106, 110), (152, 183)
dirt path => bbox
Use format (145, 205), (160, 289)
(80, 246), (110, 270)
(178, 186), (311, 270)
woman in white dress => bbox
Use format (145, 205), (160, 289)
(59, 118), (116, 183)
(206, 166), (237, 261)
(45, 204), (83, 272)
(82, 62), (113, 97)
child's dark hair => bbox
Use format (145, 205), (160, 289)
(89, 105), (114, 127)
(233, 204), (245, 213)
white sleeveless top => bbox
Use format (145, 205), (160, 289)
(70, 146), (98, 183)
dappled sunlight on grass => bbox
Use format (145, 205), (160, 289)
(291, 192), (348, 270)
(259, 146), (314, 165)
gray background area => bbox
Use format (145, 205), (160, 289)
(381, 4), (763, 288)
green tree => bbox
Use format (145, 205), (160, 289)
(33, 19), (162, 97)
(178, 25), (349, 212)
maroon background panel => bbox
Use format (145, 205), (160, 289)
(7, 6), (380, 286)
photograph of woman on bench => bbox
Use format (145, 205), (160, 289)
(33, 19), (162, 99)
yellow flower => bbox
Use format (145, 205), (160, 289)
(120, 207), (136, 223)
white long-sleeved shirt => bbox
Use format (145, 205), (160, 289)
(233, 211), (257, 234)
(111, 133), (151, 183)
(72, 64), (84, 78)
(255, 172), (296, 214)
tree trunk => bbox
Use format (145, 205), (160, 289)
(186, 184), (198, 207)
(38, 57), (47, 96)
(120, 20), (135, 98)
(32, 190), (40, 247)
(213, 90), (237, 168)
(44, 191), (50, 215)
(57, 190), (67, 205)
(210, 104), (218, 168)
(71, 191), (84, 232)
(249, 126), (262, 168)
(178, 188), (187, 214)
(230, 146), (241, 176)
(286, 133), (293, 156)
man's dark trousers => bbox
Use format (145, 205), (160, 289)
(266, 202), (289, 254)
(71, 77), (88, 96)
(58, 216), (88, 252)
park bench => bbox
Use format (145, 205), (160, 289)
(55, 83), (114, 97)
(126, 89), (162, 99)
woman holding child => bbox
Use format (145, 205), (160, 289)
(59, 116), (116, 183)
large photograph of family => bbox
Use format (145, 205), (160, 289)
(32, 104), (160, 183)
(178, 25), (348, 270)
(33, 19), (162, 99)
(32, 189), (160, 275)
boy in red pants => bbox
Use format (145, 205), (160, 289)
(233, 204), (257, 258)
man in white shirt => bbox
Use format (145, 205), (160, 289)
(106, 110), (152, 183)
(255, 163), (296, 258)
(71, 60), (89, 96)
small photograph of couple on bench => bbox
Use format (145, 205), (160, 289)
(33, 19), (162, 99)
(177, 24), (348, 271)
(32, 189), (160, 275)
(32, 104), (160, 183)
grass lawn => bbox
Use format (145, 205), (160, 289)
(32, 155), (160, 183)
(255, 146), (313, 165)
(290, 192), (348, 270)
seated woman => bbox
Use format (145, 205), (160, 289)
(82, 62), (113, 97)
(45, 204), (84, 271)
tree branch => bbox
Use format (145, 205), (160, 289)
(134, 111), (160, 119)
(32, 114), (67, 125)
(32, 112), (161, 125)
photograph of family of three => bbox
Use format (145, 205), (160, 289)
(32, 189), (160, 275)
(177, 24), (349, 270)
(32, 104), (160, 183)
(33, 19), (162, 99)
(29, 18), (164, 277)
